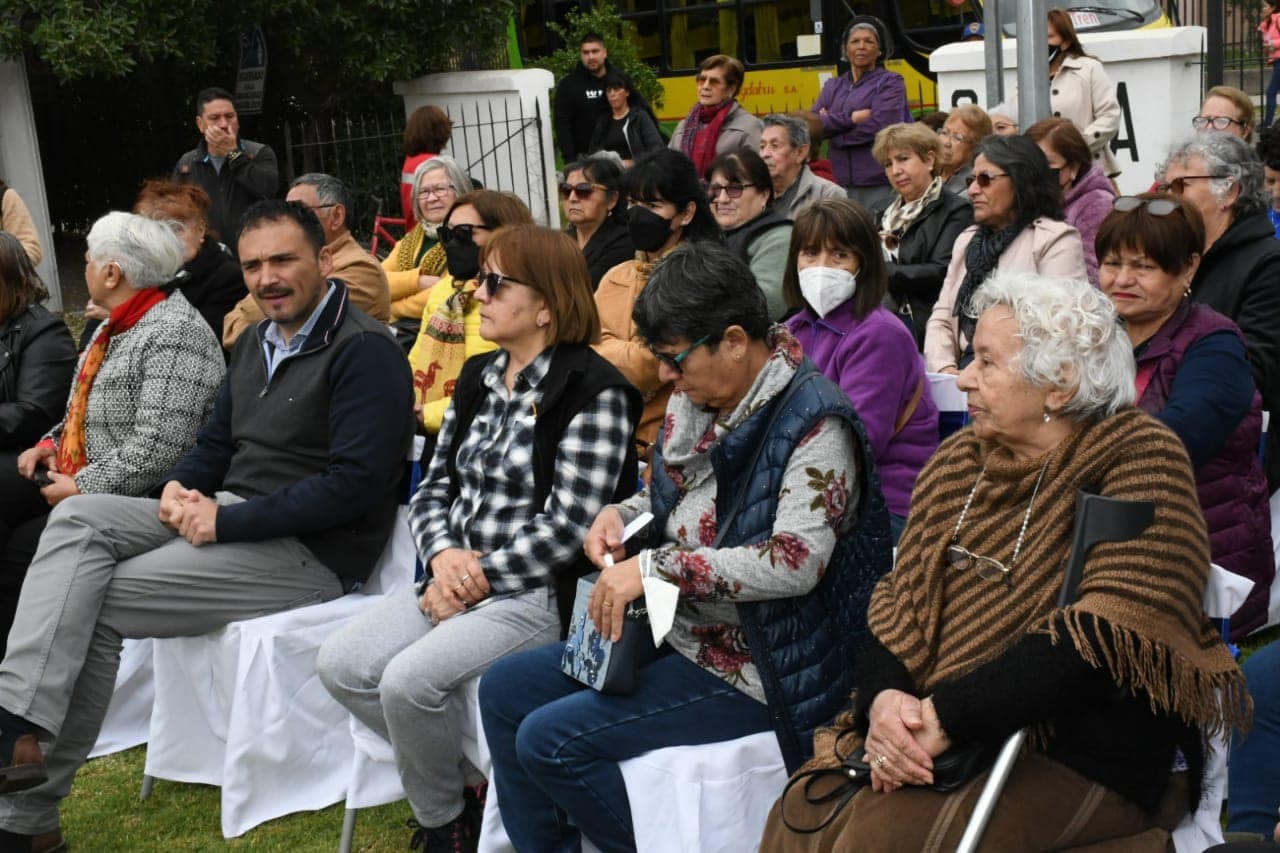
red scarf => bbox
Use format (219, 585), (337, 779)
(56, 288), (167, 476)
(680, 100), (734, 177)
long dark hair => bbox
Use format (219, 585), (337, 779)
(975, 135), (1064, 227)
(1048, 8), (1089, 59)
(0, 233), (47, 323)
(625, 150), (722, 243)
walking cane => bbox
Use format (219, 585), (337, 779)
(954, 490), (1155, 853)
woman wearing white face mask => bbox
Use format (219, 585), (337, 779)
(784, 197), (938, 541)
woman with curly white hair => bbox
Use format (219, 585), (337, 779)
(764, 270), (1248, 852)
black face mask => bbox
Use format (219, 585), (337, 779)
(627, 206), (677, 253)
(443, 237), (481, 281)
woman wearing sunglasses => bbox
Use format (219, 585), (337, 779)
(764, 270), (1247, 852)
(1097, 193), (1273, 639)
(321, 224), (641, 850)
(594, 149), (721, 457)
(669, 55), (763, 180)
(783, 197), (937, 543)
(1156, 132), (1280, 490)
(481, 241), (889, 853)
(1027, 117), (1117, 286)
(870, 122), (972, 349)
(383, 155), (473, 340)
(406, 190), (533, 447)
(924, 135), (1086, 373)
(560, 155), (634, 289)
(707, 149), (794, 320)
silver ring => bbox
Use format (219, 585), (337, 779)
(461, 573), (471, 583)
(873, 754), (888, 769)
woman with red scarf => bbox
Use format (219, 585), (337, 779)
(1, 212), (224, 655)
(669, 55), (763, 177)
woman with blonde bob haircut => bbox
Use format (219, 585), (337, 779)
(765, 269), (1249, 851)
(870, 122), (973, 347)
(319, 223), (641, 850)
(937, 103), (992, 194)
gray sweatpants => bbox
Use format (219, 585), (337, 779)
(0, 492), (343, 834)
(317, 585), (559, 827)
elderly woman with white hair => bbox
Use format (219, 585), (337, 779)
(764, 270), (1248, 852)
(1, 211), (224, 654)
(384, 154), (473, 336)
(1157, 131), (1280, 490)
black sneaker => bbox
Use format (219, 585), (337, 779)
(406, 814), (477, 853)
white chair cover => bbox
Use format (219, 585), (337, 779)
(143, 506), (417, 838)
(88, 638), (154, 759)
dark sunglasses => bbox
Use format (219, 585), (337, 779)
(706, 183), (754, 200)
(1191, 115), (1246, 131)
(1154, 175), (1226, 195)
(438, 223), (492, 244)
(559, 181), (609, 200)
(1113, 196), (1182, 216)
(476, 270), (525, 296)
(964, 171), (1011, 189)
(648, 334), (711, 374)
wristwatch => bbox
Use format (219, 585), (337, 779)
(226, 148), (243, 163)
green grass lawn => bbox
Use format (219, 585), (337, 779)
(61, 747), (410, 851)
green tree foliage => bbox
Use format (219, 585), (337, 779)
(535, 2), (663, 110)
(0, 0), (513, 101)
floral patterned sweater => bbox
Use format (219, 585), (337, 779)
(613, 328), (859, 703)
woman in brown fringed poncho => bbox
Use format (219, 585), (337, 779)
(762, 270), (1250, 852)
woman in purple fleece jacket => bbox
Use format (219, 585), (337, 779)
(1027, 118), (1116, 286)
(784, 197), (938, 541)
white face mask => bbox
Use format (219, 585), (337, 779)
(798, 266), (858, 318)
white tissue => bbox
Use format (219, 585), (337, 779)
(642, 576), (679, 646)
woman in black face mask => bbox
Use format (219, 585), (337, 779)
(594, 149), (722, 457)
(407, 190), (534, 447)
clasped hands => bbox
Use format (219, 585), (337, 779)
(863, 688), (951, 794)
(420, 548), (490, 625)
(158, 480), (219, 546)
(17, 445), (80, 507)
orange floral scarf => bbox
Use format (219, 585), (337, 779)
(56, 288), (167, 476)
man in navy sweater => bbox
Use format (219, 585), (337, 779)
(0, 200), (413, 852)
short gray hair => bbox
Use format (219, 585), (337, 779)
(967, 269), (1136, 420)
(413, 155), (472, 223)
(85, 211), (185, 290)
(291, 172), (351, 218)
(762, 114), (809, 149)
(1157, 133), (1267, 218)
(990, 101), (1018, 123)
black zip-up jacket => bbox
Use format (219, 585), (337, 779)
(554, 63), (611, 162)
(173, 138), (279, 245)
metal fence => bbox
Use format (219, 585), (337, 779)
(1163, 0), (1267, 103)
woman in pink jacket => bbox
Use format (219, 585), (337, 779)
(1261, 1), (1280, 128)
(925, 135), (1086, 373)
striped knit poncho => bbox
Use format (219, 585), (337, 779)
(868, 408), (1250, 739)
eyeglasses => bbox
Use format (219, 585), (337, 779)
(706, 183), (755, 199)
(649, 334), (711, 374)
(937, 129), (971, 144)
(695, 74), (726, 87)
(1192, 115), (1247, 131)
(417, 184), (457, 199)
(1113, 196), (1182, 215)
(559, 181), (609, 200)
(964, 171), (1011, 189)
(1154, 175), (1226, 195)
(476, 270), (525, 296)
(437, 223), (492, 244)
(946, 544), (1010, 584)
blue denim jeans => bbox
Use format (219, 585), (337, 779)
(1267, 62), (1280, 128)
(479, 642), (775, 853)
(1227, 640), (1280, 836)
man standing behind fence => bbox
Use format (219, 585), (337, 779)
(554, 33), (612, 163)
(174, 87), (279, 246)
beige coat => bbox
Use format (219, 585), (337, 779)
(222, 230), (390, 347)
(592, 258), (670, 453)
(668, 102), (763, 162)
(924, 219), (1087, 372)
(1, 188), (41, 266)
(1050, 55), (1122, 178)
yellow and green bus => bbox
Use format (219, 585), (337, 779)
(515, 0), (1170, 121)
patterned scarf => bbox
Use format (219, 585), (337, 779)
(657, 325), (804, 497)
(57, 287), (168, 476)
(393, 221), (448, 277)
(880, 176), (945, 238)
(680, 100), (734, 177)
(412, 275), (477, 413)
(953, 221), (1025, 342)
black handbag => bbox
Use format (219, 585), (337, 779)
(559, 573), (659, 694)
(779, 739), (1000, 833)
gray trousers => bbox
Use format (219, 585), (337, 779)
(0, 492), (343, 834)
(317, 585), (559, 826)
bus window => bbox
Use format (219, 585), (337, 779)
(895, 0), (971, 51)
(997, 0), (1163, 34)
(666, 2), (739, 71)
(741, 0), (810, 65)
